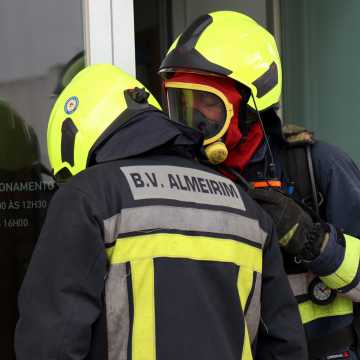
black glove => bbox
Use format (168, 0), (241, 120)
(248, 189), (329, 261)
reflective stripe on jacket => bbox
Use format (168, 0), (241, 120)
(15, 153), (306, 360)
(104, 162), (266, 360)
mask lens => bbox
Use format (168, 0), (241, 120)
(167, 88), (226, 140)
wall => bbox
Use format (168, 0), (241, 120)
(281, 0), (360, 166)
(172, 0), (267, 42)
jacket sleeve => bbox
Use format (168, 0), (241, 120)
(255, 222), (308, 360)
(14, 186), (109, 360)
(302, 224), (360, 302)
(313, 140), (360, 239)
(304, 141), (360, 301)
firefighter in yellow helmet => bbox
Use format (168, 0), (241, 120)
(160, 11), (281, 166)
(15, 63), (306, 359)
(160, 11), (360, 360)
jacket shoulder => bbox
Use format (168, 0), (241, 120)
(313, 140), (351, 166)
(312, 140), (360, 184)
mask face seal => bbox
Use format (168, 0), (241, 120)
(165, 82), (233, 164)
(165, 84), (231, 144)
(165, 82), (234, 164)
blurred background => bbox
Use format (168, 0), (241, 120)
(1, 0), (359, 358)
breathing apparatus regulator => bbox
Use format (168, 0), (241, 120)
(204, 141), (228, 165)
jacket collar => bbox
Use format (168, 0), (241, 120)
(94, 111), (207, 164)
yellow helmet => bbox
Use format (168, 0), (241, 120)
(48, 64), (162, 183)
(159, 11), (281, 112)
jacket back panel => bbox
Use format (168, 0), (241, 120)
(89, 154), (268, 360)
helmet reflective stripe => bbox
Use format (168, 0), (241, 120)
(252, 62), (278, 99)
(61, 118), (78, 167)
(159, 11), (282, 112)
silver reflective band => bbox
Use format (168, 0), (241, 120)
(287, 272), (360, 302)
(287, 272), (316, 296)
(246, 271), (262, 344)
(120, 165), (246, 210)
(103, 205), (267, 246)
(336, 281), (360, 302)
(105, 263), (130, 360)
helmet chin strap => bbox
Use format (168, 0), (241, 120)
(235, 82), (257, 143)
(251, 92), (276, 179)
(234, 81), (276, 178)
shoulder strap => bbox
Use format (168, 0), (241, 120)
(281, 125), (327, 220)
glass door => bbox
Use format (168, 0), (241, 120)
(0, 1), (85, 358)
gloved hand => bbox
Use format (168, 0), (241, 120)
(247, 188), (329, 261)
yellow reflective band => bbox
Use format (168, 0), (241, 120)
(107, 246), (115, 260)
(131, 259), (156, 360)
(320, 234), (360, 289)
(238, 267), (254, 360)
(107, 233), (262, 273)
(238, 267), (254, 311)
(279, 223), (298, 247)
(298, 296), (353, 324)
(242, 326), (253, 360)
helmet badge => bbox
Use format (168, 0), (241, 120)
(64, 96), (79, 115)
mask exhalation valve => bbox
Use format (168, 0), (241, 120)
(205, 140), (228, 164)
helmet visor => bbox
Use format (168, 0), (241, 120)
(165, 83), (233, 144)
